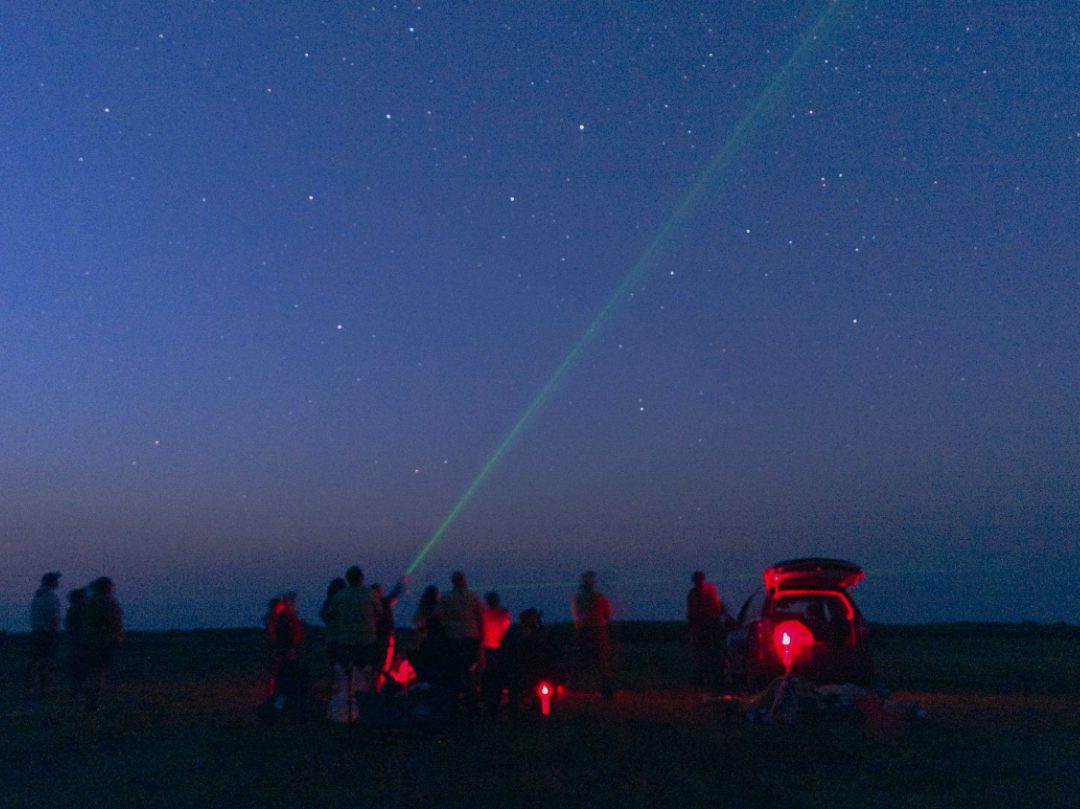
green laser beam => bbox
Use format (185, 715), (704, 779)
(406, 1), (852, 576)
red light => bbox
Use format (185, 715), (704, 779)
(387, 658), (415, 686)
(772, 620), (814, 673)
(537, 681), (552, 715)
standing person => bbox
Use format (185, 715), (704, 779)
(64, 588), (89, 699)
(571, 570), (615, 700)
(81, 577), (123, 710)
(319, 578), (347, 670)
(263, 597), (284, 697)
(331, 566), (383, 693)
(413, 585), (440, 640)
(270, 592), (303, 696)
(687, 571), (730, 690)
(371, 577), (406, 689)
(320, 578), (351, 722)
(28, 572), (62, 700)
(480, 591), (511, 716)
(434, 571), (484, 715)
(257, 592), (308, 724)
(409, 616), (457, 720)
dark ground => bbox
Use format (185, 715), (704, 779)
(1, 622), (1077, 808)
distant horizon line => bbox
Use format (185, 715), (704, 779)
(3, 618), (1076, 636)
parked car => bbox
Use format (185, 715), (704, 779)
(727, 558), (872, 688)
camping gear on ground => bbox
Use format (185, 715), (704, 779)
(709, 674), (926, 729)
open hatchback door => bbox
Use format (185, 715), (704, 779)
(763, 558), (864, 593)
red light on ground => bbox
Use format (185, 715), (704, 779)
(537, 681), (552, 715)
(387, 658), (415, 686)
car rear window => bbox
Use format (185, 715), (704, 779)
(770, 593), (853, 644)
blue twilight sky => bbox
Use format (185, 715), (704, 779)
(2, 1), (1077, 629)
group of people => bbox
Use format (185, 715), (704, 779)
(27, 571), (124, 709)
(260, 567), (620, 721)
(409, 570), (595, 717)
(24, 565), (731, 719)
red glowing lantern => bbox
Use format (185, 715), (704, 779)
(772, 620), (814, 673)
(537, 681), (552, 716)
(387, 657), (415, 687)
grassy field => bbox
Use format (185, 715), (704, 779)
(0, 623), (1076, 808)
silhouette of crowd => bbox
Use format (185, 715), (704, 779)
(23, 566), (736, 722)
(250, 566), (633, 724)
(298, 566), (585, 723)
(27, 572), (124, 710)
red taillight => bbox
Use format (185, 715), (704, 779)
(537, 681), (552, 715)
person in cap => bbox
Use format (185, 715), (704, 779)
(28, 572), (62, 700)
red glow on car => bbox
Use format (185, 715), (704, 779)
(773, 620), (814, 673)
(763, 559), (864, 593)
(537, 681), (552, 715)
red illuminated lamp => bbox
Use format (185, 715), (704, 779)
(537, 681), (552, 716)
(773, 620), (815, 673)
(387, 658), (415, 687)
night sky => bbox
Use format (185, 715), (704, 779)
(3, 1), (1077, 629)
